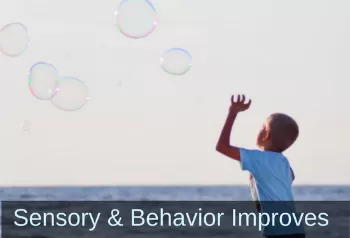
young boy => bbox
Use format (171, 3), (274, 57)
(216, 94), (305, 238)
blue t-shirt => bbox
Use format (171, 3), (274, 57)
(240, 148), (305, 236)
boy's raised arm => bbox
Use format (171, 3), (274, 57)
(216, 109), (241, 160)
(216, 94), (251, 161)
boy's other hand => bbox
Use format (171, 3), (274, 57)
(230, 94), (251, 112)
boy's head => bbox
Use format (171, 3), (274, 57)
(256, 113), (299, 152)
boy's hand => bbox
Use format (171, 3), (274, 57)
(230, 94), (251, 112)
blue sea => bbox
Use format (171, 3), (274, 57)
(0, 185), (349, 201)
(0, 186), (349, 238)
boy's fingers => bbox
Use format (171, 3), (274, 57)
(246, 99), (252, 107)
(231, 94), (250, 105)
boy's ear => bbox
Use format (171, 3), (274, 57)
(263, 131), (271, 141)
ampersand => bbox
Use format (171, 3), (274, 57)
(108, 209), (123, 226)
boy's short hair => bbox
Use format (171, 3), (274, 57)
(267, 113), (299, 152)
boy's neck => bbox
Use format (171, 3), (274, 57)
(260, 145), (283, 153)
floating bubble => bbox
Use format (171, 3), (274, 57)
(160, 48), (192, 75)
(0, 22), (30, 57)
(114, 0), (157, 39)
(21, 120), (31, 132)
(28, 62), (59, 100)
(116, 80), (122, 87)
(51, 77), (90, 111)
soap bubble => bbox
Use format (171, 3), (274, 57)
(116, 80), (122, 87)
(114, 0), (157, 39)
(21, 120), (31, 132)
(28, 62), (59, 100)
(0, 22), (30, 57)
(160, 48), (192, 75)
(51, 77), (90, 111)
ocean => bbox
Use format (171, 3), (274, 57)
(0, 185), (349, 201)
(0, 186), (349, 238)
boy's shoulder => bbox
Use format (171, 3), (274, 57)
(240, 148), (289, 162)
(240, 148), (292, 175)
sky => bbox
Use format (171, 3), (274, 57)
(0, 0), (349, 186)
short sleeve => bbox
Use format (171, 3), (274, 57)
(240, 148), (267, 175)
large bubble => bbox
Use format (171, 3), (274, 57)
(114, 0), (157, 39)
(0, 22), (30, 57)
(28, 62), (59, 100)
(51, 77), (90, 111)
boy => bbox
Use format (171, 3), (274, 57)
(216, 94), (305, 238)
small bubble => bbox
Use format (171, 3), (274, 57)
(21, 120), (31, 132)
(195, 97), (202, 105)
(160, 48), (192, 75)
(116, 80), (122, 87)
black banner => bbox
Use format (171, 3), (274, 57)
(1, 201), (349, 238)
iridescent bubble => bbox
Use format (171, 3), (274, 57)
(114, 0), (157, 39)
(51, 77), (90, 111)
(160, 48), (192, 75)
(0, 22), (30, 57)
(28, 62), (59, 100)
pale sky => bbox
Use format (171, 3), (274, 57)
(0, 0), (349, 186)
